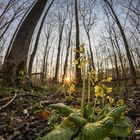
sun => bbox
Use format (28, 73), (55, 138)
(65, 76), (70, 83)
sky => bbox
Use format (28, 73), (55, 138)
(0, 0), (139, 78)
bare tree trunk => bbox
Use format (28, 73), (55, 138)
(87, 32), (95, 70)
(3, 0), (48, 85)
(111, 39), (120, 80)
(41, 30), (51, 84)
(104, 0), (137, 85)
(53, 20), (66, 81)
(28, 0), (54, 77)
(4, 1), (35, 62)
(75, 0), (81, 85)
(112, 28), (126, 78)
(62, 22), (72, 81)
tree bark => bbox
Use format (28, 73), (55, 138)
(75, 0), (81, 85)
(62, 22), (72, 82)
(104, 0), (137, 85)
(3, 0), (48, 85)
(28, 0), (54, 77)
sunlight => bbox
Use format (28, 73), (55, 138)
(64, 76), (71, 83)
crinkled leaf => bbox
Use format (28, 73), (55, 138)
(68, 113), (87, 127)
(49, 103), (75, 116)
(41, 126), (79, 140)
(107, 106), (127, 119)
(112, 117), (132, 137)
(82, 117), (114, 140)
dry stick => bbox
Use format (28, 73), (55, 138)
(0, 92), (17, 110)
(0, 93), (41, 110)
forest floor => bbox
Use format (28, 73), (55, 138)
(0, 85), (140, 140)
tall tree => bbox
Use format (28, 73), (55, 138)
(75, 0), (81, 84)
(53, 2), (68, 81)
(3, 0), (48, 84)
(104, 0), (137, 85)
(62, 14), (73, 81)
(41, 23), (53, 83)
(28, 0), (55, 77)
(80, 0), (96, 70)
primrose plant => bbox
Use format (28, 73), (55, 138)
(41, 44), (132, 140)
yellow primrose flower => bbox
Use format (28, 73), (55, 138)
(116, 99), (124, 106)
(78, 64), (82, 69)
(100, 93), (106, 97)
(74, 59), (79, 65)
(107, 96), (114, 104)
(73, 48), (78, 52)
(80, 46), (85, 53)
(95, 85), (100, 93)
(95, 93), (100, 97)
(83, 59), (89, 64)
(106, 77), (112, 82)
(106, 87), (112, 93)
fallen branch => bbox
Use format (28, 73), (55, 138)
(0, 92), (17, 110)
(0, 136), (6, 140)
(0, 93), (41, 110)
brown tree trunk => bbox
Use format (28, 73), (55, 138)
(3, 0), (48, 85)
(62, 22), (72, 82)
(87, 32), (95, 70)
(41, 34), (50, 84)
(53, 20), (66, 81)
(75, 0), (81, 85)
(28, 0), (54, 77)
(104, 0), (137, 85)
(4, 1), (35, 62)
(112, 28), (126, 78)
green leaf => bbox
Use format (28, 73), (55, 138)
(49, 103), (75, 116)
(60, 117), (76, 128)
(107, 105), (127, 119)
(81, 117), (114, 140)
(68, 113), (87, 127)
(94, 105), (107, 121)
(85, 104), (95, 122)
(41, 126), (78, 140)
(73, 133), (82, 140)
(112, 117), (132, 137)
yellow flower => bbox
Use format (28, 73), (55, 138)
(78, 64), (82, 69)
(106, 87), (112, 93)
(107, 96), (114, 104)
(80, 46), (85, 53)
(95, 85), (100, 93)
(83, 59), (89, 64)
(74, 59), (79, 65)
(100, 93), (106, 97)
(116, 99), (124, 106)
(95, 93), (100, 97)
(73, 48), (78, 52)
(106, 77), (112, 82)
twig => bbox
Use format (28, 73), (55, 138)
(0, 136), (6, 140)
(0, 92), (17, 110)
